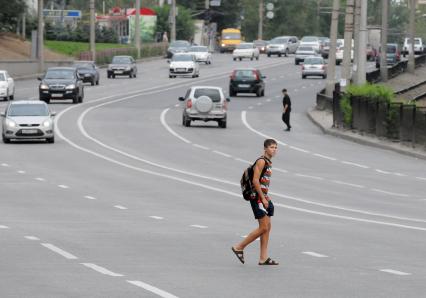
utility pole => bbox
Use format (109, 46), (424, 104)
(170, 0), (176, 42)
(342, 0), (355, 82)
(325, 0), (340, 97)
(380, 0), (389, 82)
(204, 0), (209, 47)
(316, 0), (322, 36)
(352, 0), (361, 84)
(355, 0), (367, 85)
(37, 0), (44, 73)
(258, 0), (264, 40)
(135, 0), (141, 59)
(408, 0), (416, 74)
(22, 13), (26, 39)
(90, 0), (96, 62)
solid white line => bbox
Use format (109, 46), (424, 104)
(149, 216), (164, 220)
(371, 189), (409, 198)
(17, 170), (26, 174)
(415, 177), (426, 181)
(114, 205), (128, 210)
(341, 161), (369, 169)
(376, 169), (391, 175)
(289, 146), (310, 153)
(41, 243), (78, 260)
(81, 263), (123, 277)
(58, 185), (69, 189)
(24, 236), (40, 241)
(35, 177), (45, 182)
(0, 225), (10, 229)
(84, 195), (97, 200)
(274, 168), (288, 173)
(313, 153), (337, 161)
(193, 144), (210, 150)
(295, 173), (324, 180)
(234, 158), (251, 164)
(127, 280), (179, 298)
(160, 109), (191, 144)
(1, 163), (9, 167)
(190, 225), (208, 229)
(332, 180), (365, 189)
(241, 111), (288, 146)
(302, 251), (328, 258)
(380, 269), (411, 276)
(257, 102), (263, 106)
(212, 150), (232, 158)
(266, 98), (271, 102)
(393, 172), (407, 177)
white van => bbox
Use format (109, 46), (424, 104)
(402, 38), (424, 55)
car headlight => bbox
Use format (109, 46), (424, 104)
(65, 84), (76, 90)
(5, 119), (17, 128)
(221, 43), (226, 47)
(40, 84), (49, 90)
(42, 119), (52, 128)
(125, 66), (131, 70)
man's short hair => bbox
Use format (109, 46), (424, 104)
(282, 88), (287, 93)
(264, 138), (277, 148)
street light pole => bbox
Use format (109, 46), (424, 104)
(171, 0), (176, 42)
(258, 0), (264, 40)
(325, 0), (340, 97)
(408, 0), (416, 74)
(355, 0), (367, 85)
(380, 0), (389, 82)
(90, 0), (96, 62)
(135, 0), (141, 59)
(352, 0), (361, 84)
(342, 0), (355, 82)
(37, 0), (44, 73)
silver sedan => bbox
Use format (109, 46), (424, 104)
(1, 101), (55, 143)
(301, 56), (327, 79)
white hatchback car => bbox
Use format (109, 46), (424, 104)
(0, 70), (15, 101)
(233, 43), (260, 61)
(169, 53), (200, 78)
(1, 101), (55, 143)
(178, 86), (230, 128)
(186, 46), (212, 64)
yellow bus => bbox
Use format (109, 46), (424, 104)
(219, 28), (242, 53)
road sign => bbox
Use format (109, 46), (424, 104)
(43, 10), (82, 18)
(210, 0), (221, 6)
(266, 11), (274, 19)
(266, 3), (274, 11)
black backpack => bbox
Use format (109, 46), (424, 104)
(240, 157), (270, 201)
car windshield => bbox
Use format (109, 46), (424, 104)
(112, 57), (131, 64)
(302, 37), (318, 42)
(222, 33), (241, 40)
(235, 70), (256, 79)
(237, 43), (253, 49)
(304, 58), (323, 65)
(298, 47), (314, 51)
(8, 104), (49, 117)
(194, 88), (221, 102)
(189, 47), (207, 52)
(387, 45), (397, 53)
(173, 55), (193, 61)
(254, 40), (266, 46)
(74, 63), (94, 69)
(45, 69), (74, 79)
(270, 38), (288, 44)
(170, 41), (190, 47)
(406, 39), (421, 45)
(0, 73), (5, 81)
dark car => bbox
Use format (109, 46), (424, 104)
(38, 67), (84, 104)
(375, 43), (401, 68)
(73, 61), (100, 86)
(166, 40), (191, 58)
(229, 68), (266, 97)
(107, 56), (137, 79)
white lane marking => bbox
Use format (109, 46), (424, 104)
(341, 161), (369, 169)
(84, 195), (97, 200)
(295, 173), (324, 180)
(289, 146), (310, 153)
(0, 225), (10, 229)
(272, 78), (277, 81)
(241, 235), (259, 241)
(234, 158), (251, 164)
(248, 106), (254, 109)
(294, 89), (299, 92)
(1, 163), (9, 167)
(212, 150), (232, 158)
(127, 280), (179, 298)
(302, 251), (328, 258)
(58, 184), (69, 189)
(35, 177), (45, 182)
(302, 86), (306, 89)
(416, 177), (426, 181)
(275, 95), (280, 98)
(274, 168), (288, 173)
(257, 102), (263, 106)
(174, 104), (179, 107)
(114, 205), (128, 210)
(242, 111), (288, 146)
(24, 236), (40, 241)
(313, 153), (337, 161)
(266, 98), (271, 102)
(81, 263), (123, 277)
(393, 172), (407, 177)
(193, 144), (210, 150)
(372, 189), (409, 198)
(17, 170), (26, 174)
(149, 216), (164, 220)
(190, 225), (208, 229)
(376, 169), (391, 175)
(41, 243), (78, 260)
(280, 76), (284, 79)
(160, 109), (191, 144)
(380, 269), (411, 276)
(332, 180), (365, 188)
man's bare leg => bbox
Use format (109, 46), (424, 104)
(233, 216), (270, 251)
(260, 220), (271, 262)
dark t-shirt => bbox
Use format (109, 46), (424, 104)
(283, 94), (291, 113)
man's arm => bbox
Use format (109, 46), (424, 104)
(252, 159), (269, 208)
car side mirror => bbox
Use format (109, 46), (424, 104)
(37, 77), (42, 81)
(226, 97), (231, 102)
(178, 96), (185, 101)
(51, 111), (56, 117)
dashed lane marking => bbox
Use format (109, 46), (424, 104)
(332, 180), (365, 188)
(416, 177), (426, 181)
(149, 216), (164, 220)
(371, 189), (409, 198)
(295, 173), (324, 180)
(58, 185), (69, 189)
(17, 170), (26, 174)
(193, 144), (210, 150)
(190, 225), (208, 229)
(24, 236), (40, 241)
(41, 243), (78, 260)
(212, 150), (232, 158)
(302, 251), (328, 258)
(84, 195), (97, 200)
(313, 153), (337, 161)
(35, 177), (45, 182)
(248, 106), (254, 109)
(234, 158), (251, 164)
(0, 225), (10, 229)
(266, 98), (271, 102)
(341, 161), (369, 169)
(127, 280), (180, 298)
(114, 205), (128, 210)
(289, 146), (310, 153)
(81, 263), (124, 277)
(393, 172), (407, 177)
(1, 163), (9, 167)
(376, 169), (392, 175)
(274, 168), (288, 173)
(380, 269), (411, 276)
(257, 102), (263, 106)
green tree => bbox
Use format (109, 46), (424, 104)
(0, 0), (27, 31)
(154, 5), (195, 41)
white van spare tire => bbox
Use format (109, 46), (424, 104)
(195, 95), (213, 113)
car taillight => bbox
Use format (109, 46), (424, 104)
(252, 70), (259, 80)
(186, 99), (192, 108)
(223, 101), (228, 110)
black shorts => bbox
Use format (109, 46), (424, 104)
(250, 200), (274, 219)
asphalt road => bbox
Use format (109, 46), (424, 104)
(1, 54), (425, 298)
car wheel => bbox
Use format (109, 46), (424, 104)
(323, 75), (327, 79)
(46, 136), (55, 144)
(169, 75), (173, 78)
(219, 120), (227, 128)
(302, 75), (306, 79)
(192, 74), (196, 78)
(184, 118), (191, 127)
(233, 58), (236, 61)
(41, 98), (50, 104)
(278, 53), (282, 57)
(133, 72), (137, 78)
(72, 95), (79, 104)
(239, 58), (242, 61)
(112, 75), (115, 79)
(295, 60), (299, 65)
(267, 53), (271, 57)
(96, 80), (99, 85)
(2, 134), (10, 144)
(285, 49), (289, 57)
(91, 79), (95, 86)
(256, 89), (261, 97)
(129, 71), (133, 78)
(250, 56), (253, 61)
(261, 89), (265, 97)
(256, 55), (259, 60)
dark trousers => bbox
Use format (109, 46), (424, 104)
(282, 112), (291, 129)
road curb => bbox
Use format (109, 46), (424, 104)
(306, 108), (426, 161)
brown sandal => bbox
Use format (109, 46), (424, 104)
(258, 257), (279, 265)
(231, 247), (245, 264)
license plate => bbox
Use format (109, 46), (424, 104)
(21, 129), (38, 134)
(84, 74), (91, 77)
(176, 68), (186, 72)
(114, 70), (123, 74)
(238, 84), (250, 88)
(51, 93), (63, 98)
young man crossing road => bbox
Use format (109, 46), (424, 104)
(232, 139), (279, 265)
